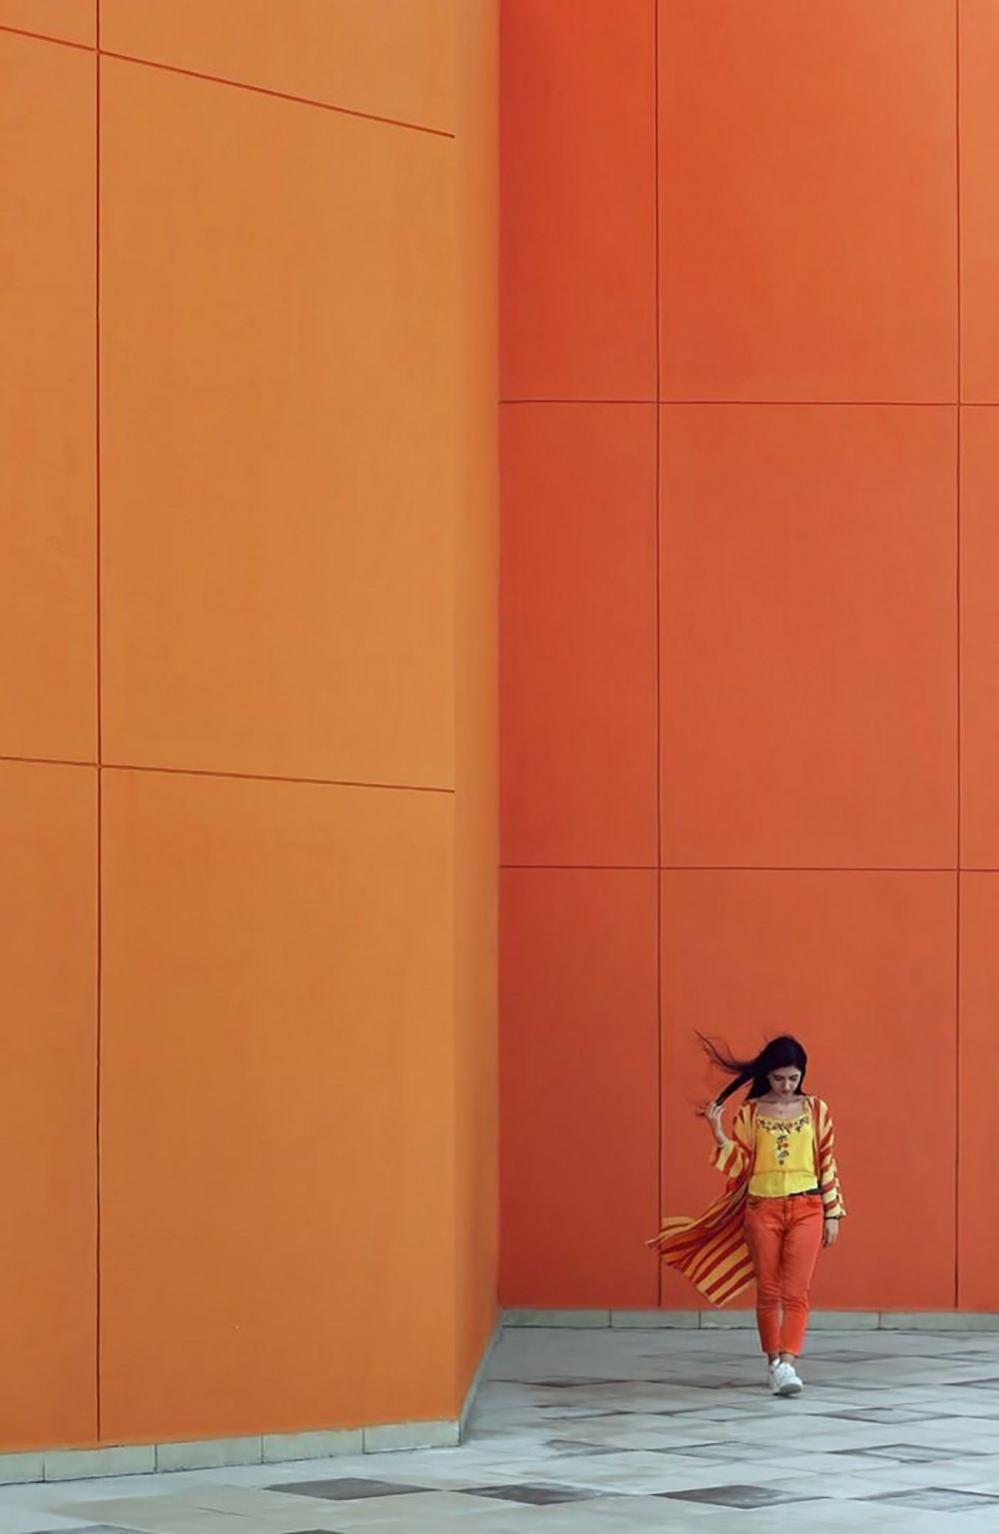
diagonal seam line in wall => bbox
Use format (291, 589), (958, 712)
(0, 23), (93, 51)
(100, 49), (455, 138)
(0, 755), (100, 771)
(0, 756), (456, 794)
(0, 25), (455, 138)
(101, 763), (456, 794)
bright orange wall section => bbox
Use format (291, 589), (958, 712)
(0, 2), (497, 1453)
(0, 27), (98, 1452)
(500, 0), (989, 1313)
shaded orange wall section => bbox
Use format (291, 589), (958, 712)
(0, 2), (497, 1452)
(500, 0), (995, 1313)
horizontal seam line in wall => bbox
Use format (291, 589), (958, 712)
(0, 27), (454, 137)
(664, 866), (959, 873)
(660, 399), (960, 407)
(501, 398), (962, 407)
(0, 755), (454, 794)
(501, 399), (659, 406)
(501, 864), (961, 872)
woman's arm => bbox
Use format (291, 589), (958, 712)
(815, 1098), (846, 1223)
(707, 1101), (753, 1180)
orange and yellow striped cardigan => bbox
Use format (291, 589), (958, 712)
(646, 1095), (846, 1308)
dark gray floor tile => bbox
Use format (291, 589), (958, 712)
(270, 1478), (428, 1500)
(651, 1442), (750, 1461)
(803, 1351), (891, 1363)
(650, 1405), (764, 1420)
(545, 1440), (626, 1456)
(817, 1406), (957, 1423)
(862, 1488), (999, 1510)
(658, 1484), (825, 1509)
(528, 1379), (635, 1388)
(834, 1443), (988, 1464)
(460, 1483), (605, 1504)
(806, 1378), (895, 1391)
(534, 1408), (627, 1419)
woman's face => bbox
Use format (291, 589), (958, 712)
(768, 1066), (802, 1098)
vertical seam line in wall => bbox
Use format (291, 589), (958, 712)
(653, 0), (663, 1308)
(95, 0), (102, 1441)
(954, 0), (962, 1314)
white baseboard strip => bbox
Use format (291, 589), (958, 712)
(502, 1307), (999, 1331)
(0, 1319), (505, 1488)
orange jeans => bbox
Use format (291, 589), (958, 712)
(743, 1192), (824, 1357)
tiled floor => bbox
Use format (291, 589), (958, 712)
(5, 1327), (999, 1533)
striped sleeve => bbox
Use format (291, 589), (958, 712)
(710, 1103), (754, 1185)
(815, 1098), (846, 1218)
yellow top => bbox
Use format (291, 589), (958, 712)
(748, 1107), (818, 1197)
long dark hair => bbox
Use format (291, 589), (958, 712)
(697, 1032), (808, 1105)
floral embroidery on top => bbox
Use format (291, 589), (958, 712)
(757, 1111), (809, 1166)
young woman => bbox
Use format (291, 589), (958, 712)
(646, 1034), (845, 1397)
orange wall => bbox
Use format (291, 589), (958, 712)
(452, 1), (501, 1406)
(500, 0), (992, 1312)
(0, 1), (497, 1453)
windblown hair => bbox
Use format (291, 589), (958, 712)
(697, 1032), (808, 1106)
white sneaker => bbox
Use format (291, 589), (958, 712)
(768, 1359), (803, 1397)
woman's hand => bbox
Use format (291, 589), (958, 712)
(822, 1218), (840, 1249)
(703, 1101), (726, 1146)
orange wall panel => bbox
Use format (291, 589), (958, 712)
(660, 405), (957, 870)
(0, 762), (97, 1450)
(501, 0), (656, 401)
(452, 0), (501, 1404)
(100, 57), (454, 788)
(958, 874), (999, 1310)
(961, 408), (999, 869)
(100, 0), (455, 132)
(2, 1), (499, 1457)
(500, 869), (659, 1308)
(100, 769), (456, 1441)
(659, 0), (957, 403)
(960, 0), (999, 403)
(0, 32), (96, 762)
(499, 0), (970, 1317)
(502, 404), (658, 867)
(660, 871), (957, 1311)
(0, 1), (94, 45)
